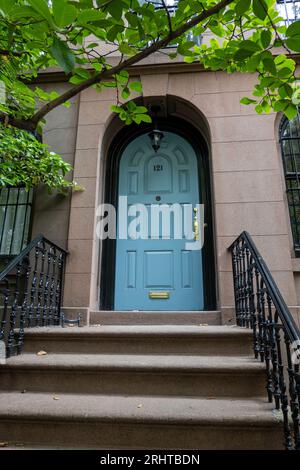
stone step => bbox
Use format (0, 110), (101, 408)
(22, 325), (253, 356)
(0, 392), (283, 449)
(0, 353), (266, 398)
(89, 310), (222, 325)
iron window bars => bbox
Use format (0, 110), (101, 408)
(0, 187), (33, 257)
(280, 114), (300, 255)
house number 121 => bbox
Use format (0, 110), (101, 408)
(154, 165), (163, 171)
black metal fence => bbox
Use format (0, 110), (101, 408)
(229, 231), (300, 450)
(0, 234), (67, 357)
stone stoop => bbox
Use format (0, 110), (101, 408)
(0, 322), (283, 450)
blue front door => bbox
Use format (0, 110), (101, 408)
(114, 131), (204, 311)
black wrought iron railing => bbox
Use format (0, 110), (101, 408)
(0, 234), (67, 358)
(229, 231), (300, 450)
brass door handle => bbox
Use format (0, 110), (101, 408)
(193, 208), (208, 240)
(193, 207), (199, 241)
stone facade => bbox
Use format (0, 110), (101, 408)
(30, 63), (300, 328)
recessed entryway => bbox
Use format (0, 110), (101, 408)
(100, 102), (216, 311)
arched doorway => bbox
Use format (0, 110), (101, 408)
(100, 116), (216, 311)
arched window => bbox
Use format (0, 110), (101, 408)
(280, 114), (300, 255)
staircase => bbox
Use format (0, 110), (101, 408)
(0, 313), (283, 450)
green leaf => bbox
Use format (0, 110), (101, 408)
(0, 0), (16, 16)
(286, 20), (300, 38)
(239, 40), (261, 52)
(279, 83), (293, 99)
(117, 71), (129, 84)
(51, 37), (75, 73)
(235, 0), (251, 17)
(73, 68), (90, 79)
(125, 11), (139, 28)
(240, 97), (256, 105)
(10, 5), (42, 21)
(277, 67), (293, 78)
(285, 36), (300, 52)
(263, 57), (276, 75)
(134, 105), (148, 114)
(27, 0), (54, 26)
(260, 29), (272, 48)
(107, 0), (124, 20)
(121, 87), (130, 99)
(52, 0), (77, 28)
(177, 41), (195, 56)
(77, 9), (104, 24)
(119, 43), (137, 55)
(107, 24), (124, 42)
(133, 114), (152, 124)
(284, 104), (298, 120)
(69, 75), (84, 84)
(129, 81), (142, 93)
(252, 0), (268, 20)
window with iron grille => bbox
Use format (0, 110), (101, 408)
(0, 187), (33, 256)
(280, 114), (300, 255)
(277, 0), (300, 25)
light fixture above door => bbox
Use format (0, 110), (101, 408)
(148, 104), (164, 153)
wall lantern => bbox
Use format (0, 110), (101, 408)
(148, 104), (164, 152)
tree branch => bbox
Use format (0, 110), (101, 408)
(28, 0), (234, 129)
(161, 0), (173, 34)
(0, 49), (28, 57)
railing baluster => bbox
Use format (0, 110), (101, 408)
(229, 231), (300, 450)
(285, 332), (300, 449)
(18, 259), (30, 355)
(48, 247), (56, 325)
(7, 262), (21, 357)
(0, 234), (67, 358)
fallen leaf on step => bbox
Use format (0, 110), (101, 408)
(53, 396), (59, 401)
(37, 350), (47, 356)
(198, 324), (208, 327)
(137, 404), (143, 408)
(0, 442), (8, 447)
(21, 389), (27, 394)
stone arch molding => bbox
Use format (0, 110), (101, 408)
(89, 94), (217, 311)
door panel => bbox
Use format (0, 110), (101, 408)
(114, 131), (204, 311)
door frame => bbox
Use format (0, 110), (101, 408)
(100, 117), (216, 310)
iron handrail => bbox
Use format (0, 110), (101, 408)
(0, 233), (68, 282)
(229, 231), (300, 343)
(229, 231), (300, 449)
(0, 234), (68, 357)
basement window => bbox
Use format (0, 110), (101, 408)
(0, 187), (33, 257)
(280, 113), (300, 256)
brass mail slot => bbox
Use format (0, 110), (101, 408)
(149, 291), (170, 299)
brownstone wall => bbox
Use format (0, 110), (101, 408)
(31, 83), (80, 250)
(28, 67), (300, 328)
